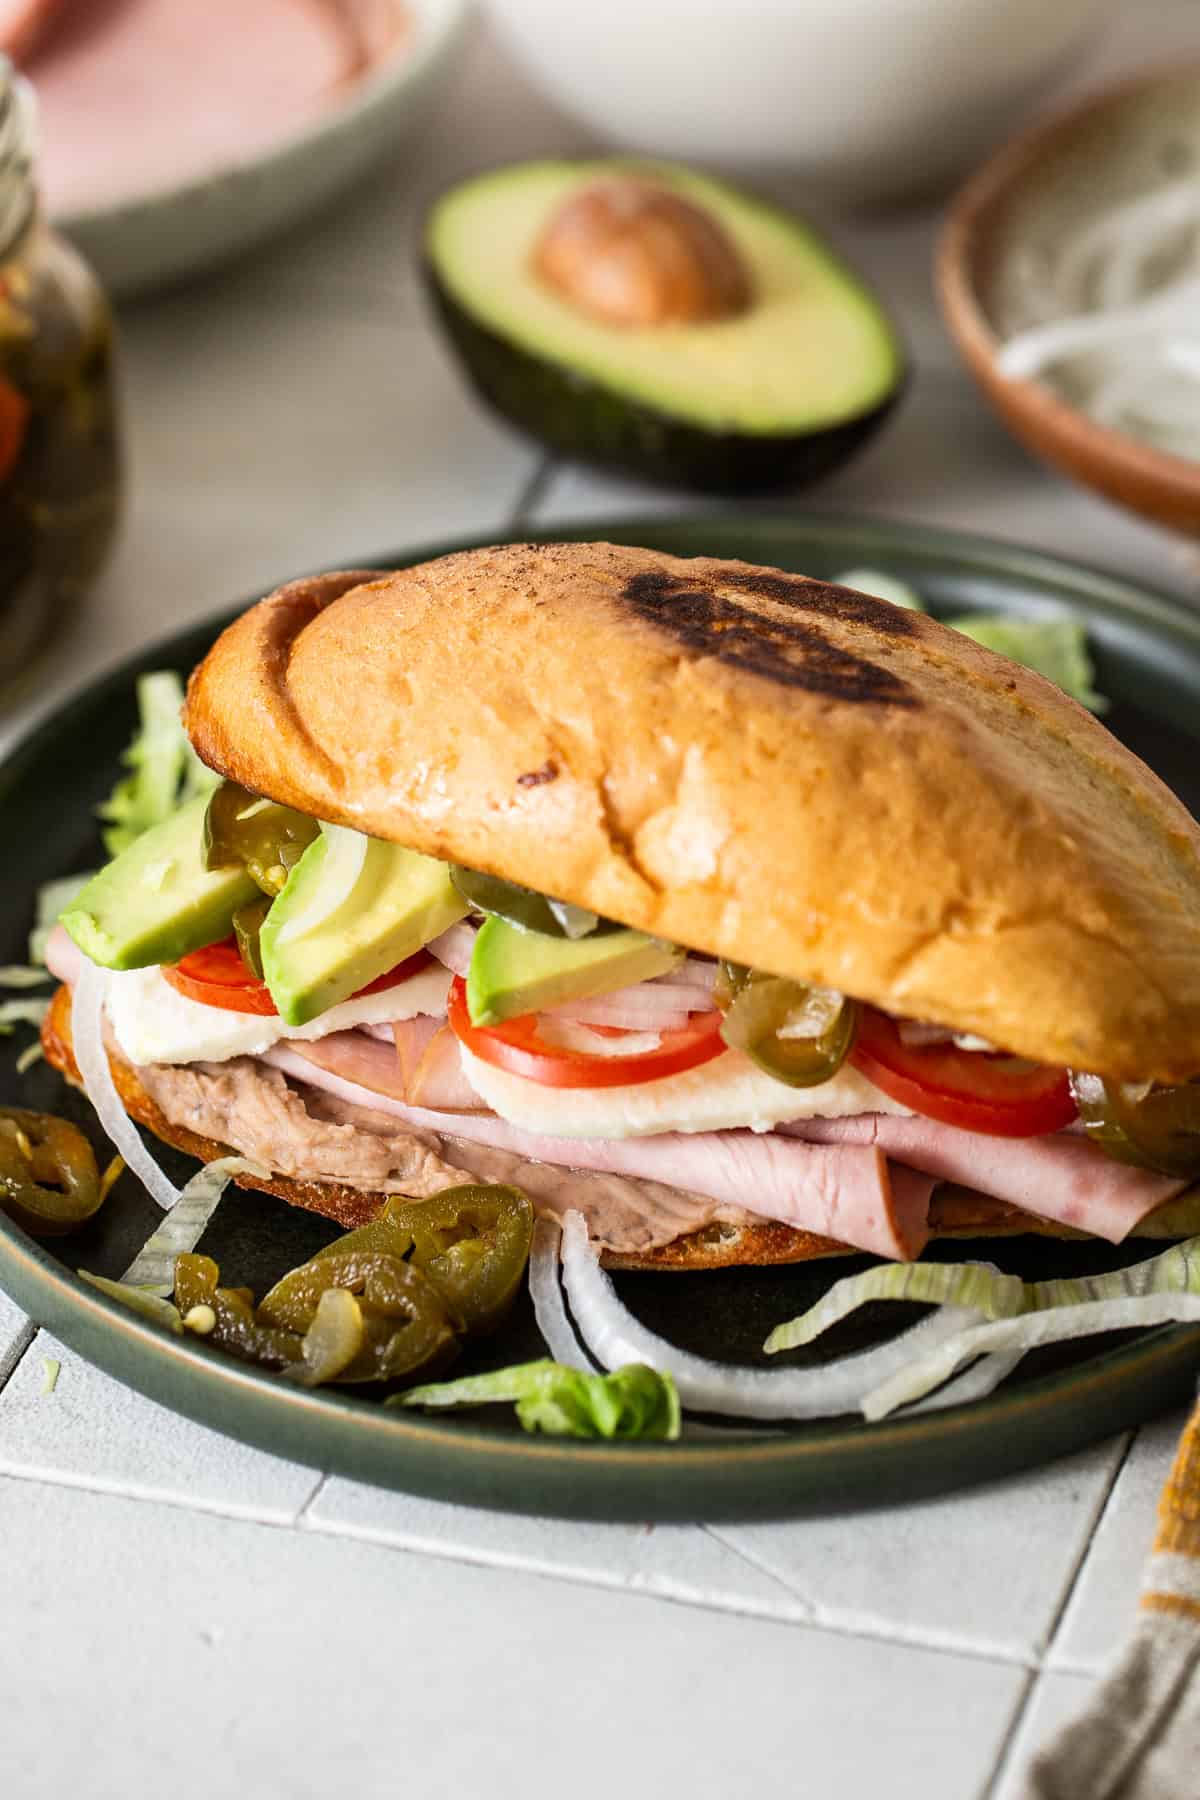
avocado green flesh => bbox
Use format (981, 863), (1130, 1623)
(426, 160), (903, 438)
(467, 916), (682, 1027)
(61, 793), (259, 971)
(260, 834), (468, 1027)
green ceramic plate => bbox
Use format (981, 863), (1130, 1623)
(3, 512), (1200, 1522)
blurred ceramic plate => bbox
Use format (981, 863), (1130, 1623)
(39, 0), (467, 298)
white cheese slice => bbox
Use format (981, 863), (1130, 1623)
(458, 1042), (911, 1139)
(107, 963), (451, 1067)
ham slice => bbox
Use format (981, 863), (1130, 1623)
(289, 1024), (487, 1113)
(263, 1042), (935, 1260)
(780, 1115), (1184, 1244)
(30, 0), (365, 217)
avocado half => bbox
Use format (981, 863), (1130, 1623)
(423, 159), (906, 495)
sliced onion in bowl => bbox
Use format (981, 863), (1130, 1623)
(72, 960), (181, 1212)
(274, 824), (368, 946)
(559, 1210), (980, 1421)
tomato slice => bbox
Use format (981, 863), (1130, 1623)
(850, 1007), (1077, 1137)
(447, 976), (727, 1089)
(163, 941), (433, 1017)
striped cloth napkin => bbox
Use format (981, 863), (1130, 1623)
(1018, 1404), (1200, 1799)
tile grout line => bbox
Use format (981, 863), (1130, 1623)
(0, 1320), (36, 1394)
(976, 1668), (1038, 1800)
(977, 1430), (1137, 1799)
(702, 1522), (818, 1624)
(292, 1498), (1038, 1668)
(0, 1452), (1032, 1667)
(1038, 1428), (1137, 1662)
(0, 1458), (318, 1531)
(296, 1470), (329, 1524)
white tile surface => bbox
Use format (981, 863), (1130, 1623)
(1051, 1411), (1189, 1675)
(0, 1473), (1028, 1800)
(307, 1475), (804, 1620)
(0, 1288), (30, 1384)
(0, 1331), (318, 1522)
(991, 1670), (1098, 1800)
(711, 1437), (1127, 1663)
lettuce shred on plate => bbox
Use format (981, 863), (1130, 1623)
(835, 568), (1106, 711)
(97, 669), (219, 857)
(396, 1358), (682, 1440)
(23, 667), (206, 974)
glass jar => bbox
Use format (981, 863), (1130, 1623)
(0, 66), (121, 698)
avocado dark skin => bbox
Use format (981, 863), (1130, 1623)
(426, 262), (905, 496)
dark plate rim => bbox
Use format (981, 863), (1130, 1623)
(4, 508), (1200, 1522)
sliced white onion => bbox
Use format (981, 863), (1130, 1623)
(559, 1211), (980, 1421)
(274, 824), (367, 946)
(1054, 180), (1200, 310)
(536, 1019), (664, 1058)
(122, 1155), (268, 1293)
(908, 1350), (1025, 1414)
(545, 987), (698, 1032)
(655, 959), (717, 993)
(72, 961), (181, 1212)
(864, 1292), (1200, 1421)
(998, 278), (1200, 381)
(425, 918), (478, 977)
(528, 1217), (593, 1371)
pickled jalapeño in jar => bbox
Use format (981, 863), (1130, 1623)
(0, 62), (121, 698)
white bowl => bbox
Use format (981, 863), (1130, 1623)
(485, 0), (1116, 205)
(56, 0), (469, 299)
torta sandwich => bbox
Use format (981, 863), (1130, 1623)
(42, 542), (1200, 1267)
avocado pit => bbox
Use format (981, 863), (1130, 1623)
(532, 176), (753, 328)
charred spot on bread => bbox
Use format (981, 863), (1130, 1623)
(516, 760), (560, 788)
(621, 569), (917, 708)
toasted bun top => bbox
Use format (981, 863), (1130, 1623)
(185, 542), (1200, 1080)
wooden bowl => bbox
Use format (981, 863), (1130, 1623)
(938, 63), (1200, 536)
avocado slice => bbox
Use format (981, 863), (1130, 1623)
(61, 792), (259, 970)
(467, 915), (682, 1027)
(425, 159), (904, 494)
(260, 832), (468, 1027)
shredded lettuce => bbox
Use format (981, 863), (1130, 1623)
(96, 670), (219, 856)
(396, 1358), (682, 1440)
(864, 1293), (1200, 1420)
(0, 997), (49, 1035)
(765, 1239), (1200, 1416)
(15, 1042), (42, 1074)
(29, 873), (93, 965)
(834, 566), (1106, 711)
(835, 568), (926, 610)
(0, 965), (49, 988)
(766, 1238), (1200, 1358)
(946, 615), (1106, 713)
(120, 1155), (265, 1295)
(765, 1260), (1027, 1353)
(78, 1271), (184, 1333)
